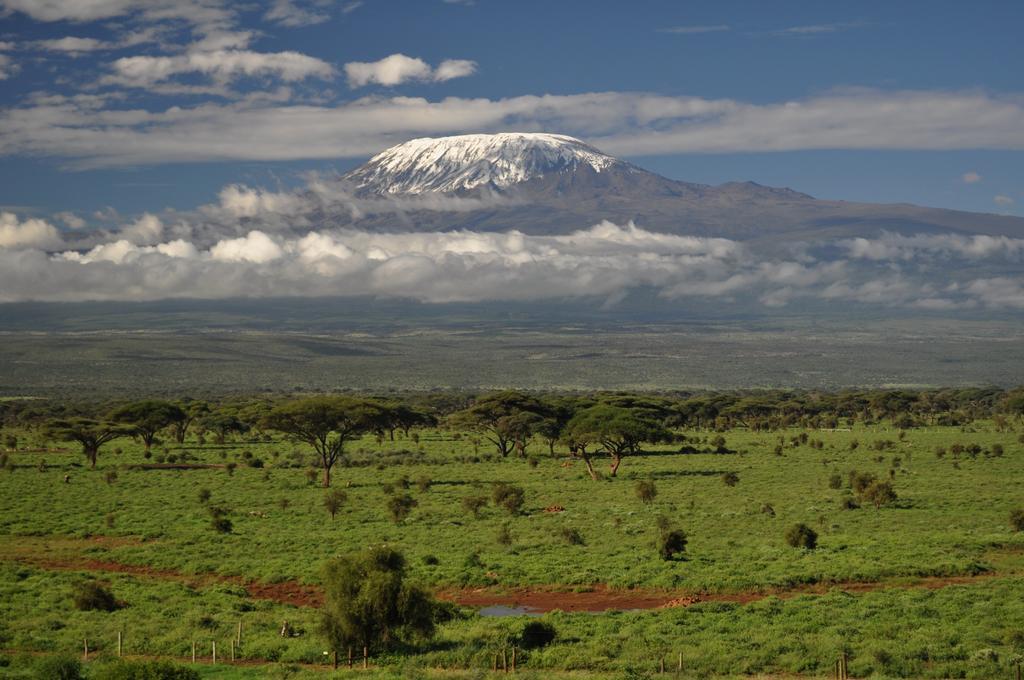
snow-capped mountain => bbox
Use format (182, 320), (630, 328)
(345, 133), (635, 194)
(328, 133), (1024, 241)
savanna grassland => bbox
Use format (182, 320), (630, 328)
(2, 394), (1024, 679)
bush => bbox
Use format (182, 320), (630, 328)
(35, 655), (83, 680)
(1011, 508), (1024, 532)
(197, 488), (211, 504)
(461, 494), (487, 518)
(492, 482), (525, 515)
(785, 523), (818, 549)
(828, 473), (843, 489)
(849, 470), (877, 494)
(104, 470), (118, 485)
(840, 496), (860, 510)
(416, 475), (432, 492)
(558, 526), (585, 545)
(208, 505), (232, 533)
(496, 523), (513, 546)
(72, 581), (119, 612)
(635, 480), (657, 504)
(721, 471), (739, 487)
(657, 528), (687, 560)
(92, 660), (199, 680)
(519, 620), (557, 649)
(862, 480), (898, 508)
(324, 489), (347, 519)
(387, 493), (417, 523)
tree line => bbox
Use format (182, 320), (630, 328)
(1, 387), (1022, 486)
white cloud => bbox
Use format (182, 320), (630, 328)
(209, 230), (283, 263)
(962, 171), (982, 184)
(0, 199), (1016, 311)
(0, 212), (63, 250)
(0, 41), (14, 50)
(54, 211), (86, 229)
(3, 89), (1024, 168)
(104, 49), (335, 89)
(658, 25), (730, 35)
(840, 232), (1024, 261)
(34, 36), (112, 54)
(995, 195), (1015, 206)
(0, 54), (12, 79)
(344, 53), (477, 88)
(0, 0), (235, 30)
(264, 0), (331, 27)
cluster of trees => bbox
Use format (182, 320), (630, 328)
(3, 386), (1023, 486)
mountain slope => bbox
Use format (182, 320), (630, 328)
(330, 133), (1024, 241)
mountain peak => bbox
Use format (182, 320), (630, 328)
(345, 132), (632, 195)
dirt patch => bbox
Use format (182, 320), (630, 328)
(1, 535), (1010, 613)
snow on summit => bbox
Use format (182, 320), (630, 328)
(346, 133), (627, 194)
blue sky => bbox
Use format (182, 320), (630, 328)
(0, 0), (1022, 220)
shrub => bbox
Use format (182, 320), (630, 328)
(496, 523), (513, 546)
(387, 493), (417, 523)
(324, 489), (347, 520)
(461, 494), (487, 518)
(416, 475), (432, 492)
(92, 660), (199, 680)
(35, 655), (83, 680)
(197, 488), (211, 504)
(1011, 508), (1024, 532)
(657, 528), (687, 560)
(422, 555), (439, 566)
(849, 470), (877, 494)
(225, 462), (237, 476)
(760, 503), (775, 517)
(520, 620), (557, 649)
(828, 473), (843, 489)
(862, 480), (898, 508)
(304, 468), (318, 485)
(785, 523), (818, 549)
(558, 526), (585, 545)
(991, 443), (1005, 457)
(840, 496), (860, 510)
(635, 480), (657, 504)
(104, 470), (118, 485)
(492, 482), (525, 515)
(72, 581), (119, 612)
(721, 472), (739, 487)
(208, 505), (232, 533)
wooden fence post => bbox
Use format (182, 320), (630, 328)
(363, 645), (368, 669)
(677, 652), (682, 673)
(230, 639), (235, 662)
(212, 641), (217, 665)
(117, 631), (122, 657)
(83, 638), (88, 661)
(511, 646), (516, 672)
(191, 641), (196, 663)
(502, 647), (508, 673)
(237, 620), (242, 645)
(660, 656), (665, 673)
(348, 646), (353, 668)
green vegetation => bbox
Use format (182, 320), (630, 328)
(2, 387), (1024, 678)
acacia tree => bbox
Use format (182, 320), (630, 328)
(563, 404), (671, 477)
(449, 391), (548, 457)
(320, 546), (435, 662)
(171, 400), (210, 444)
(47, 418), (132, 468)
(263, 396), (380, 487)
(109, 400), (186, 452)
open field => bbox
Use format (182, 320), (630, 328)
(3, 413), (1024, 678)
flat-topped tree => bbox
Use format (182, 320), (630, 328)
(171, 400), (210, 444)
(564, 404), (672, 477)
(109, 400), (186, 452)
(449, 391), (549, 457)
(46, 418), (133, 468)
(263, 396), (381, 487)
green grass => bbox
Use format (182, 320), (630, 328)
(3, 423), (1024, 677)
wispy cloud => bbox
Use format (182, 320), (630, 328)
(962, 171), (982, 184)
(657, 25), (730, 35)
(995, 195), (1015, 206)
(4, 89), (1024, 168)
(768, 21), (868, 36)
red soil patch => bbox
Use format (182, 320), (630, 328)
(4, 536), (1005, 614)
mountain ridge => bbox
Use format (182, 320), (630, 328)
(326, 132), (1024, 241)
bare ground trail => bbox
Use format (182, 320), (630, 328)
(1, 535), (1011, 613)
